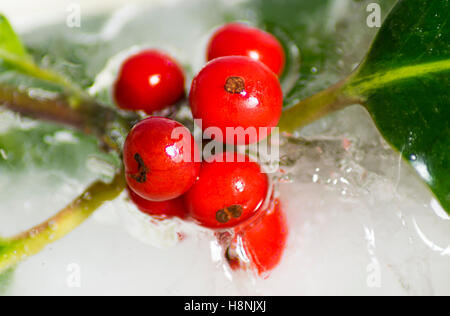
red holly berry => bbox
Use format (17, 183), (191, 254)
(227, 199), (288, 276)
(207, 23), (285, 76)
(184, 152), (269, 229)
(190, 56), (283, 145)
(128, 187), (187, 220)
(114, 50), (185, 114)
(123, 117), (200, 202)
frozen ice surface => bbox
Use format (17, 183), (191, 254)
(0, 0), (449, 295)
(2, 106), (449, 296)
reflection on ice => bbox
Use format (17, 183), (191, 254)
(411, 158), (432, 184)
(413, 218), (450, 256)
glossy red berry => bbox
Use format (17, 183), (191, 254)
(207, 23), (285, 76)
(190, 56), (283, 145)
(123, 117), (200, 202)
(128, 187), (187, 220)
(114, 50), (185, 114)
(227, 199), (288, 276)
(184, 152), (269, 229)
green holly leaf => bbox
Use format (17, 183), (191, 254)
(0, 14), (31, 61)
(345, 0), (450, 212)
(281, 0), (450, 212)
(0, 14), (88, 101)
(0, 124), (120, 180)
(0, 13), (37, 78)
(255, 0), (397, 103)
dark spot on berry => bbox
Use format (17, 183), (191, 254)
(225, 76), (245, 94)
(216, 205), (243, 224)
(131, 153), (148, 183)
(228, 205), (243, 218)
(216, 209), (231, 223)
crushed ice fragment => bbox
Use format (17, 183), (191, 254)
(210, 240), (223, 263)
(44, 131), (79, 145)
(86, 156), (117, 178)
(312, 174), (319, 183)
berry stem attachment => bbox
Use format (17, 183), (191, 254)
(278, 78), (362, 133)
(225, 76), (245, 94)
(0, 172), (126, 274)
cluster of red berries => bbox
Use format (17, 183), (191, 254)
(115, 23), (288, 275)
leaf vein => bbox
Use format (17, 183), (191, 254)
(346, 59), (450, 97)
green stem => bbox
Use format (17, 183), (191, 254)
(278, 78), (362, 133)
(0, 47), (140, 151)
(0, 83), (138, 152)
(0, 38), (134, 273)
(0, 172), (126, 274)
